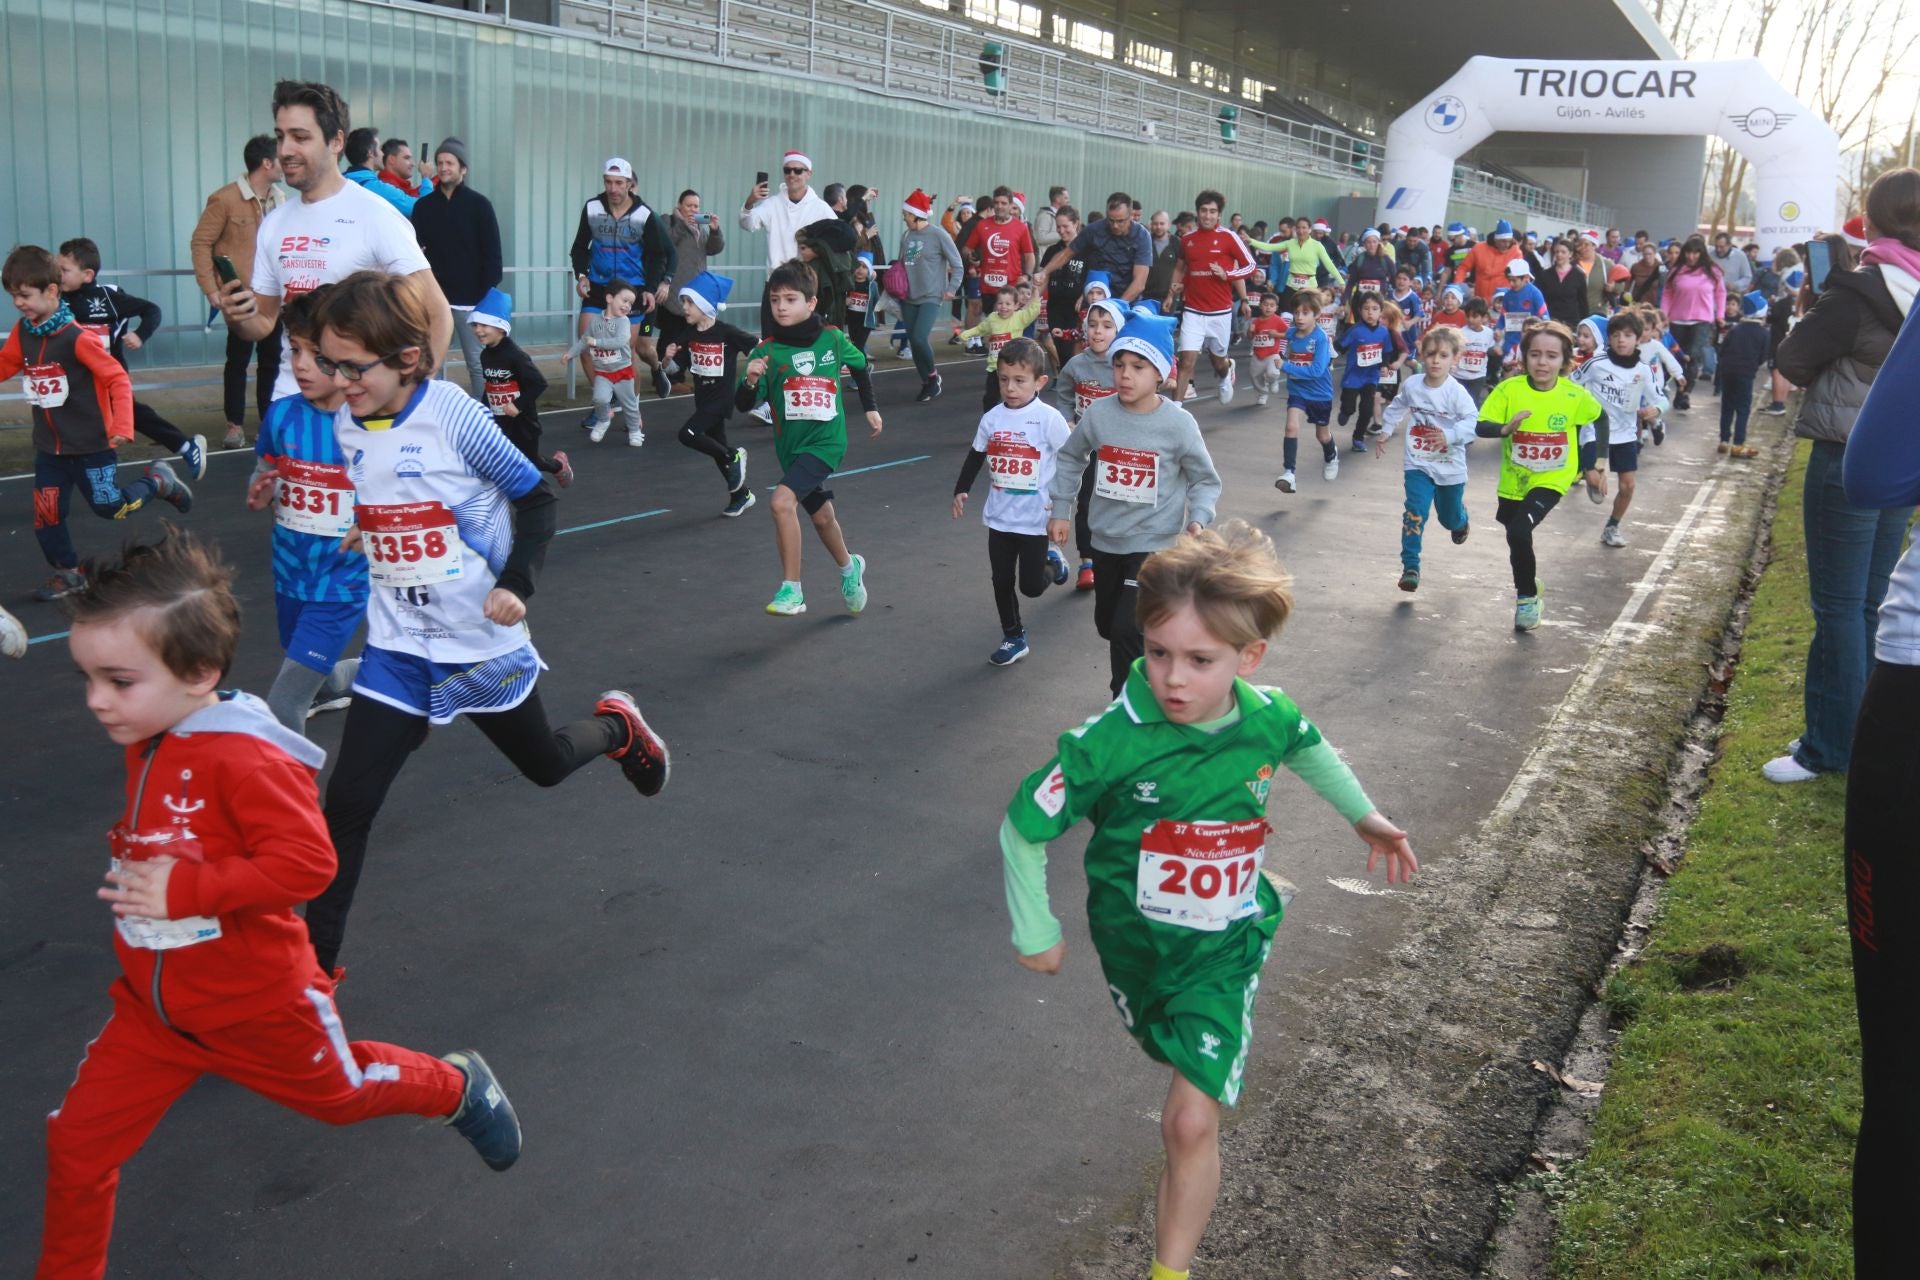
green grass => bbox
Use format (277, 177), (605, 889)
(1552, 440), (1860, 1280)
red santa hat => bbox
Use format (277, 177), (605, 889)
(781, 150), (812, 173)
(1842, 215), (1869, 247)
(1312, 218), (1330, 233)
(902, 188), (934, 220)
(1012, 191), (1027, 212)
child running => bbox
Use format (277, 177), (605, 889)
(959, 284), (1044, 411)
(1048, 310), (1221, 695)
(40, 529), (520, 1279)
(1571, 311), (1666, 547)
(1476, 322), (1606, 631)
(1335, 291), (1396, 451)
(564, 279), (645, 446)
(1, 244), (193, 603)
(1273, 289), (1334, 492)
(1055, 296), (1127, 592)
(952, 337), (1073, 667)
(1635, 307), (1685, 445)
(304, 271), (669, 974)
(1373, 325), (1480, 591)
(1000, 521), (1417, 1280)
(1453, 297), (1499, 405)
(469, 287), (573, 487)
(738, 259), (883, 617)
(244, 285), (367, 733)
(660, 272), (758, 516)
(1715, 291), (1772, 458)
(1246, 290), (1291, 408)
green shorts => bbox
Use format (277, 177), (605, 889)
(1099, 940), (1272, 1106)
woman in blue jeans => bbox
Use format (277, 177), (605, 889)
(895, 189), (963, 403)
(1769, 217), (1916, 783)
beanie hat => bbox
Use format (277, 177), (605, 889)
(1740, 289), (1768, 317)
(468, 287), (513, 334)
(1086, 297), (1130, 332)
(434, 137), (470, 170)
(1493, 219), (1515, 239)
(902, 188), (934, 220)
(1506, 258), (1532, 278)
(676, 271), (734, 318)
(1577, 314), (1608, 350)
(1082, 269), (1113, 301)
(1109, 309), (1176, 380)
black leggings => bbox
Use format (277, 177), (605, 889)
(1075, 461), (1096, 560)
(1845, 660), (1920, 1277)
(1092, 549), (1150, 695)
(307, 687), (621, 971)
(1494, 487), (1563, 597)
(988, 529), (1051, 637)
(1339, 384), (1377, 439)
(678, 403), (735, 477)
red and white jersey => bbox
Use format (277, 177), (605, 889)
(1178, 228), (1258, 314)
(965, 217), (1035, 292)
(1249, 314), (1292, 359)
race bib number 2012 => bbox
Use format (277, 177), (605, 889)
(1135, 817), (1269, 932)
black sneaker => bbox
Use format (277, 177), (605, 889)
(142, 460), (193, 514)
(596, 689), (670, 796)
(1652, 421), (1666, 446)
(1451, 523), (1469, 545)
(651, 365), (673, 399)
(443, 1051), (521, 1171)
(915, 378), (936, 403)
(724, 447), (748, 493)
(722, 488), (757, 518)
(928, 372), (943, 399)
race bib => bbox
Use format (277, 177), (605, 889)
(274, 457), (355, 538)
(983, 270), (1009, 289)
(1503, 313), (1527, 334)
(781, 375), (839, 423)
(1075, 382), (1116, 416)
(689, 342), (725, 379)
(1355, 280), (1382, 293)
(847, 291), (870, 315)
(1135, 817), (1269, 932)
(1510, 430), (1570, 473)
(1288, 347), (1316, 368)
(1094, 445), (1158, 504)
(1409, 423), (1450, 455)
(1379, 364), (1399, 386)
(25, 363), (69, 409)
(591, 345), (623, 364)
(986, 435), (1041, 493)
(107, 827), (221, 952)
(988, 332), (1014, 355)
(483, 379), (520, 413)
(1288, 272), (1315, 290)
(1251, 331), (1280, 356)
(1317, 314), (1337, 338)
(1458, 348), (1488, 376)
(1356, 342), (1383, 368)
(359, 501), (465, 588)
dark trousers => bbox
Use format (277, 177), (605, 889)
(1092, 548), (1150, 695)
(982, 369), (1002, 412)
(1340, 383), (1378, 439)
(678, 402), (735, 477)
(132, 401), (188, 453)
(1494, 487), (1563, 597)
(497, 415), (559, 475)
(224, 322), (282, 426)
(1718, 373), (1756, 444)
(32, 450), (160, 569)
(1075, 461), (1096, 560)
(1845, 661), (1920, 1278)
(309, 687), (621, 971)
(988, 529), (1051, 636)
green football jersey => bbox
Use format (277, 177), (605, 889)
(744, 326), (868, 471)
(1006, 662), (1326, 980)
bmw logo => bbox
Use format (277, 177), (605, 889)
(1427, 95), (1466, 133)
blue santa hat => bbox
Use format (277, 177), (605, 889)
(1740, 289), (1768, 317)
(676, 271), (734, 318)
(1577, 314), (1609, 350)
(1082, 270), (1113, 301)
(1492, 218), (1515, 240)
(1086, 298), (1130, 332)
(1109, 308), (1177, 380)
(1447, 221), (1467, 236)
(855, 252), (874, 270)
(1129, 298), (1163, 317)
(1441, 284), (1465, 306)
(1783, 266), (1806, 291)
(468, 287), (513, 334)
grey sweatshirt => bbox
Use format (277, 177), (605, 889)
(565, 314), (634, 375)
(1049, 393), (1220, 554)
(896, 225), (964, 304)
(1055, 348), (1116, 421)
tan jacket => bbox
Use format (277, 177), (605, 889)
(189, 177), (286, 301)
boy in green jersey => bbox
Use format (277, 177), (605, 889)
(737, 260), (884, 616)
(1473, 321), (1606, 632)
(1001, 522), (1418, 1280)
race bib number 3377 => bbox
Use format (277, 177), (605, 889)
(1093, 445), (1158, 504)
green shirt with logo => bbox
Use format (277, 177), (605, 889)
(1481, 374), (1604, 501)
(744, 326), (868, 471)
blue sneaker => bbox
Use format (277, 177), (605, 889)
(724, 447), (747, 493)
(443, 1050), (521, 1171)
(1046, 546), (1069, 587)
(989, 634), (1029, 667)
(177, 433), (208, 481)
(1514, 593), (1543, 632)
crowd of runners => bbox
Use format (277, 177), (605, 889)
(2, 74), (1851, 1280)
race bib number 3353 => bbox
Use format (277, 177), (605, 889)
(1136, 817), (1270, 931)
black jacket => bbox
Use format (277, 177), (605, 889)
(1777, 264), (1913, 444)
(63, 282), (160, 366)
(411, 185), (504, 307)
(1716, 319), (1772, 380)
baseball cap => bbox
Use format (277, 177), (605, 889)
(604, 157), (635, 180)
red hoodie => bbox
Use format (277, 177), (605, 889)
(108, 693), (334, 1032)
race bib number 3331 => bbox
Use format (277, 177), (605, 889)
(1136, 817), (1269, 931)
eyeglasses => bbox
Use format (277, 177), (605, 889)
(315, 351), (407, 381)
(782, 167), (807, 176)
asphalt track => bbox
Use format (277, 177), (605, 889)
(0, 359), (1745, 1277)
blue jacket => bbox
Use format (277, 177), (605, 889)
(569, 193), (676, 291)
(1284, 326), (1333, 401)
(1844, 303), (1920, 508)
(1715, 318), (1772, 381)
(1338, 322), (1392, 388)
(344, 168), (417, 217)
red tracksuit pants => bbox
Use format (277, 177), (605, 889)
(39, 977), (465, 1280)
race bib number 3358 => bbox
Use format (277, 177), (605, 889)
(358, 501), (465, 588)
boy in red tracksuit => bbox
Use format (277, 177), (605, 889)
(41, 530), (521, 1280)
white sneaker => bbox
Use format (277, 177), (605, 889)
(587, 416), (610, 444)
(627, 427), (646, 447)
(0, 604), (26, 659)
(1256, 391), (1270, 407)
(1323, 453), (1340, 482)
(1762, 753), (1819, 784)
(1274, 469), (1296, 493)
(750, 402), (774, 424)
(1217, 361), (1237, 405)
(1601, 523), (1627, 548)
(1182, 384), (1198, 401)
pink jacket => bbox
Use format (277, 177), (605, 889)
(1661, 266), (1726, 325)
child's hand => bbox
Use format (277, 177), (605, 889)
(1502, 409), (1530, 436)
(1374, 436), (1389, 459)
(662, 343), (680, 363)
(337, 526), (362, 557)
(746, 356), (768, 382)
(498, 400), (519, 417)
(122, 333), (143, 352)
(1016, 941), (1065, 974)
(246, 470), (280, 511)
(1354, 811), (1418, 885)
(101, 856), (177, 920)
(1185, 520), (1205, 536)
(1047, 517), (1071, 546)
(952, 492), (968, 519)
(1585, 468), (1608, 498)
(1637, 405), (1658, 424)
(866, 410), (884, 437)
(483, 588), (526, 626)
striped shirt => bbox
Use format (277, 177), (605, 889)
(256, 395), (369, 604)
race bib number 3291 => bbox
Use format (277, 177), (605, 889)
(1136, 817), (1270, 931)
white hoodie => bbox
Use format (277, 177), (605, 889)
(1376, 373), (1480, 484)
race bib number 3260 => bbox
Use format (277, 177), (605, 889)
(358, 501), (465, 588)
(1136, 817), (1270, 931)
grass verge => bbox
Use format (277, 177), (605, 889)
(1551, 438), (1859, 1279)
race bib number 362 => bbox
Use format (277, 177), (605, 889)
(359, 501), (465, 588)
(1094, 445), (1158, 504)
(1136, 817), (1270, 931)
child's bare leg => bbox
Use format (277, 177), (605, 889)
(1284, 408), (1303, 439)
(808, 499), (852, 569)
(1154, 1070), (1223, 1271)
(1610, 470), (1637, 522)
(770, 485), (805, 580)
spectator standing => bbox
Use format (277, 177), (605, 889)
(1530, 240), (1589, 327)
(659, 188), (726, 352)
(378, 138), (424, 200)
(1767, 169), (1920, 785)
(190, 133), (285, 447)
(1660, 236), (1725, 410)
(739, 149), (836, 335)
(410, 137), (503, 399)
(1033, 185), (1070, 254)
(896, 188), (964, 402)
(1600, 228), (1626, 263)
(570, 157), (677, 399)
(1712, 231), (1754, 293)
(1070, 194), (1153, 302)
(1144, 211), (1182, 303)
(342, 127), (417, 217)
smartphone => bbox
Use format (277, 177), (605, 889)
(212, 254), (240, 285)
(755, 170), (768, 187)
(1803, 237), (1832, 294)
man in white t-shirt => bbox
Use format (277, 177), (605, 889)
(215, 80), (450, 402)
(738, 148), (835, 418)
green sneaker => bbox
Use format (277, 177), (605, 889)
(766, 582), (806, 616)
(1514, 592), (1543, 631)
(840, 553), (868, 614)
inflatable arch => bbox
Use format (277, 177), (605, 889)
(1374, 57), (1839, 248)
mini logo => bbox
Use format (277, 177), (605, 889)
(792, 351), (816, 375)
(1730, 107), (1793, 139)
(1779, 200), (1801, 222)
(1199, 1031), (1223, 1060)
(1134, 780), (1160, 804)
(1426, 95), (1465, 133)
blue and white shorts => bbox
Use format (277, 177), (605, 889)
(353, 643), (546, 724)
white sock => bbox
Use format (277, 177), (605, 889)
(783, 579), (802, 592)
(840, 557), (860, 578)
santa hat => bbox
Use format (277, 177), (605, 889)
(1740, 289), (1768, 317)
(1362, 228), (1382, 243)
(1129, 299), (1163, 317)
(1312, 219), (1330, 233)
(902, 188), (934, 220)
(1784, 266), (1806, 291)
(1580, 228), (1603, 245)
(1012, 191), (1027, 213)
(1447, 221), (1467, 236)
(1506, 258), (1532, 278)
(1109, 309), (1177, 380)
(468, 287), (513, 334)
(855, 252), (874, 270)
(1441, 284), (1464, 306)
(1082, 270), (1113, 301)
(781, 150), (812, 172)
(1577, 314), (1608, 350)
(1492, 219), (1515, 240)
(1086, 298), (1130, 332)
(676, 271), (734, 318)
(1842, 215), (1869, 247)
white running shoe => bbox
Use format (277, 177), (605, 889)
(627, 427), (646, 447)
(1217, 361), (1236, 405)
(587, 416), (610, 444)
(750, 402), (774, 424)
(1601, 524), (1627, 548)
(1256, 391), (1270, 407)
(1182, 384), (1198, 401)
(0, 605), (26, 659)
(1274, 469), (1296, 493)
(1323, 453), (1340, 482)
(1762, 753), (1819, 784)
